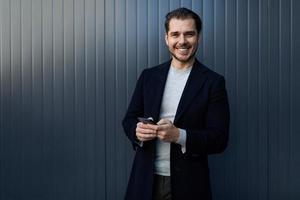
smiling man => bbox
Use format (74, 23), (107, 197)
(165, 18), (199, 68)
(123, 7), (230, 200)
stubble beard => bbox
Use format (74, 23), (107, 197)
(169, 46), (198, 64)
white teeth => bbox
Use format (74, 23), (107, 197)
(178, 48), (189, 53)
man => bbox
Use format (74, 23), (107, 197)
(122, 7), (230, 200)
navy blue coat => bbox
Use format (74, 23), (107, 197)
(122, 59), (230, 200)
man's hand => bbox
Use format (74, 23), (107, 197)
(156, 119), (179, 143)
(136, 122), (158, 142)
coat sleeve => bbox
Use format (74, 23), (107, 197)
(122, 70), (146, 150)
(185, 76), (230, 156)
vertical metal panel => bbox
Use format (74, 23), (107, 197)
(42, 0), (54, 198)
(258, 0), (270, 199)
(224, 0), (238, 198)
(0, 0), (299, 200)
(278, 0), (292, 198)
(20, 0), (34, 199)
(181, 0), (192, 8)
(125, 0), (138, 187)
(269, 0), (281, 199)
(248, 0), (260, 199)
(95, 0), (106, 199)
(136, 0), (147, 76)
(115, 0), (127, 198)
(236, 0), (249, 199)
(203, 0), (214, 66)
(0, 1), (12, 199)
(192, 0), (204, 61)
(11, 0), (22, 198)
(52, 0), (65, 199)
(74, 0), (85, 199)
(158, 0), (169, 63)
(104, 0), (116, 199)
(170, 0), (181, 12)
(291, 0), (300, 198)
(209, 0), (226, 199)
(32, 0), (44, 198)
(148, 0), (159, 67)
(85, 0), (97, 198)
(63, 0), (76, 198)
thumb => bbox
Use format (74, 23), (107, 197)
(157, 119), (171, 125)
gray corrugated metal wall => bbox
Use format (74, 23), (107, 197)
(0, 0), (299, 199)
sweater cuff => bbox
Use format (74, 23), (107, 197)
(177, 128), (186, 153)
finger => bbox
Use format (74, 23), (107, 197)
(136, 132), (156, 141)
(156, 131), (165, 138)
(145, 123), (159, 130)
(157, 123), (171, 131)
(136, 127), (157, 134)
(138, 122), (158, 130)
(157, 119), (171, 125)
(137, 122), (146, 128)
(156, 130), (168, 137)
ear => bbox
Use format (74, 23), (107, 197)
(197, 33), (202, 42)
(165, 33), (168, 45)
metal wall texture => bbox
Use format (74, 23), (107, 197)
(0, 0), (299, 200)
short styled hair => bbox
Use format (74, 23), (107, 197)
(164, 7), (202, 34)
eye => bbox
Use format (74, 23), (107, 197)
(185, 32), (196, 37)
(169, 32), (179, 37)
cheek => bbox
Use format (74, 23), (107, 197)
(167, 40), (174, 46)
(191, 39), (199, 46)
(169, 42), (177, 49)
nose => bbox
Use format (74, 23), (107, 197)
(178, 34), (186, 44)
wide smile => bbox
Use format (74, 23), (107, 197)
(176, 47), (190, 55)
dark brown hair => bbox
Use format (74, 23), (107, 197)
(165, 7), (202, 34)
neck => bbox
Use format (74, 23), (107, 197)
(171, 57), (195, 69)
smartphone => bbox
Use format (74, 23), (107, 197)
(138, 117), (156, 125)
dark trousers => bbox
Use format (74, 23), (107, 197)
(152, 174), (172, 200)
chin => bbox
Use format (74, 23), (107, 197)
(176, 56), (193, 63)
(169, 49), (197, 64)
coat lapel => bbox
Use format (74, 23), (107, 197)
(173, 59), (208, 124)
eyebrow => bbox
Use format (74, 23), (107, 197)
(185, 31), (196, 34)
(168, 30), (196, 35)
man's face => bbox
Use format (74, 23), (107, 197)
(165, 18), (199, 65)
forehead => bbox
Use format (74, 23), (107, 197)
(168, 18), (197, 33)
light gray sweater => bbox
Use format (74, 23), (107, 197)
(154, 65), (192, 176)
